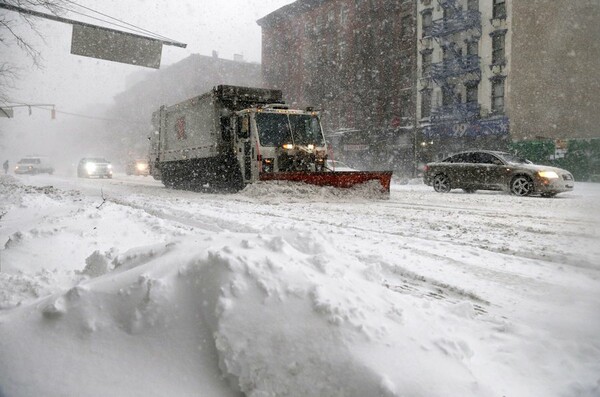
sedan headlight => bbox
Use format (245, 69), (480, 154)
(85, 162), (97, 173)
(538, 171), (559, 179)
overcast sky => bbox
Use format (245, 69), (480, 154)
(0, 0), (293, 161)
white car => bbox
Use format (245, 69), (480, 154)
(325, 159), (356, 172)
(77, 157), (113, 178)
(14, 157), (54, 175)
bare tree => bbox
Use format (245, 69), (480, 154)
(0, 0), (64, 103)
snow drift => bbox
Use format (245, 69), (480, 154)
(1, 174), (599, 397)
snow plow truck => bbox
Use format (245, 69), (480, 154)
(149, 85), (392, 193)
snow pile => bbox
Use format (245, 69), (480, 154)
(1, 175), (600, 397)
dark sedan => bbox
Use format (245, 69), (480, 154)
(423, 150), (574, 197)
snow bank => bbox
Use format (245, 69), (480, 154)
(0, 232), (494, 397)
(2, 175), (600, 397)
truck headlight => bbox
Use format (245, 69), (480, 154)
(262, 158), (274, 173)
(85, 162), (97, 173)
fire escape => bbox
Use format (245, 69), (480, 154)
(429, 0), (482, 124)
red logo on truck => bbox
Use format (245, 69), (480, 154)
(176, 117), (187, 140)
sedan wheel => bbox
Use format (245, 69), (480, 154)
(433, 174), (451, 193)
(510, 175), (533, 196)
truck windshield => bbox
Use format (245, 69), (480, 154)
(256, 113), (293, 147)
(289, 114), (324, 146)
(256, 113), (324, 147)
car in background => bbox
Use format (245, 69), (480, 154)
(77, 157), (112, 178)
(14, 157), (54, 175)
(125, 158), (150, 176)
(423, 150), (574, 197)
(325, 159), (357, 172)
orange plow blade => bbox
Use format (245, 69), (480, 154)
(259, 171), (393, 193)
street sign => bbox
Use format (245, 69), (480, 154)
(71, 24), (163, 69)
(0, 108), (14, 118)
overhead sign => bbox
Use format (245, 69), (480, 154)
(71, 24), (163, 69)
(0, 108), (14, 118)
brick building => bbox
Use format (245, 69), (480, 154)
(258, 0), (418, 175)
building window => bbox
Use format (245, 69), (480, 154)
(421, 10), (432, 37)
(401, 15), (411, 37)
(422, 51), (432, 77)
(493, 0), (506, 19)
(400, 93), (411, 119)
(442, 85), (456, 106)
(466, 40), (479, 56)
(491, 79), (505, 113)
(327, 9), (335, 25)
(466, 83), (478, 103)
(467, 0), (479, 11)
(443, 6), (456, 19)
(338, 41), (347, 62)
(492, 33), (505, 64)
(340, 5), (349, 26)
(421, 89), (432, 118)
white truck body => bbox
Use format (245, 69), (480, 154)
(149, 85), (329, 191)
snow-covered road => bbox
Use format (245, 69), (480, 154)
(1, 173), (599, 397)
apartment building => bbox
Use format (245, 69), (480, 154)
(258, 0), (417, 174)
(417, 0), (600, 166)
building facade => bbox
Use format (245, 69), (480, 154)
(417, 0), (511, 162)
(258, 0), (418, 175)
(417, 0), (600, 171)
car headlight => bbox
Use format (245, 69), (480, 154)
(107, 164), (112, 169)
(538, 171), (559, 179)
(136, 163), (148, 171)
(85, 162), (97, 173)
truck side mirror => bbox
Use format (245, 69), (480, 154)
(237, 116), (249, 139)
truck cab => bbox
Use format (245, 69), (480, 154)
(233, 105), (327, 185)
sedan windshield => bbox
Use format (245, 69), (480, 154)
(18, 158), (40, 164)
(497, 152), (531, 164)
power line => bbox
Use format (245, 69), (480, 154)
(5, 101), (145, 124)
(0, 2), (186, 48)
(61, 0), (177, 43)
(51, 3), (159, 39)
(49, 107), (145, 124)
